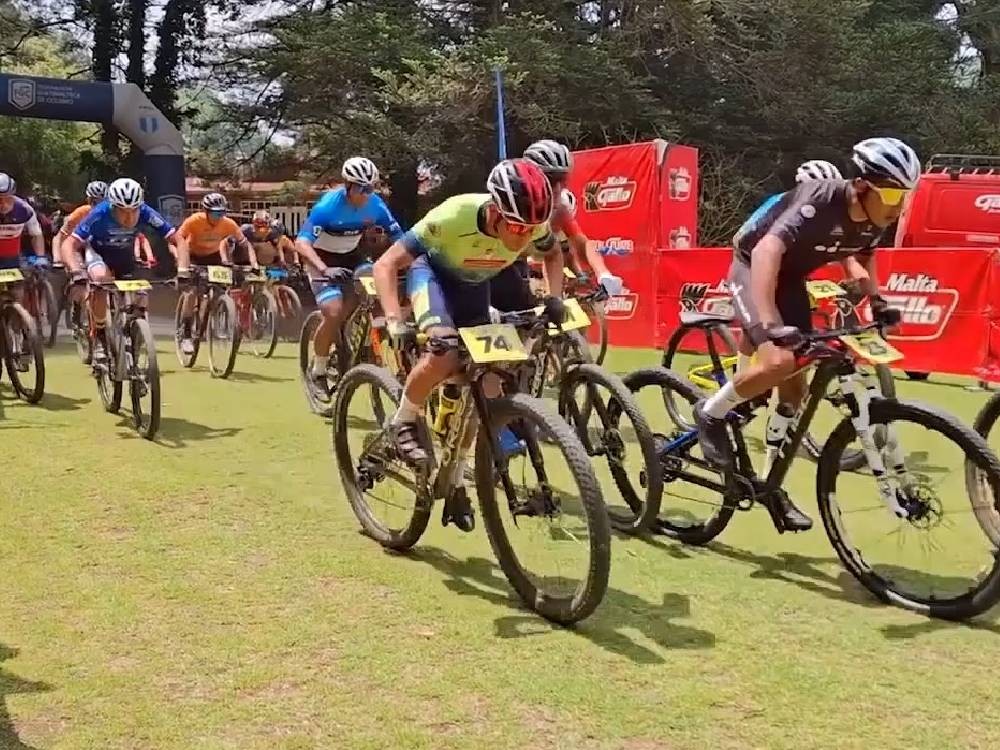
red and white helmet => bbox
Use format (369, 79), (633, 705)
(487, 159), (553, 225)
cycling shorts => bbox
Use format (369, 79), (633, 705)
(84, 247), (137, 279)
(727, 259), (811, 346)
(308, 248), (366, 306)
(489, 258), (536, 313)
(192, 251), (224, 267)
(0, 256), (20, 270)
(408, 255), (491, 332)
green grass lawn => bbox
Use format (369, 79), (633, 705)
(2, 342), (1000, 749)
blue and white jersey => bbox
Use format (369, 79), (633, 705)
(296, 187), (403, 255)
(72, 201), (174, 257)
(732, 192), (784, 248)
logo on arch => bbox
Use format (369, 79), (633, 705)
(139, 116), (159, 134)
(8, 78), (35, 110)
(584, 176), (636, 211)
(974, 194), (1000, 214)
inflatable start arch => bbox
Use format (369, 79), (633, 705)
(0, 73), (185, 225)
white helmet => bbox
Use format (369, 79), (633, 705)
(560, 188), (577, 217)
(0, 173), (15, 196)
(795, 160), (842, 183)
(86, 180), (108, 201)
(524, 139), (573, 176)
(852, 137), (920, 189)
(107, 178), (143, 208)
(342, 157), (379, 187)
(201, 192), (228, 211)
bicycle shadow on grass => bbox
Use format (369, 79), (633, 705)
(396, 546), (716, 665)
(880, 614), (1000, 640)
(114, 415), (242, 448)
(692, 541), (883, 611)
(224, 370), (294, 384)
(0, 644), (53, 750)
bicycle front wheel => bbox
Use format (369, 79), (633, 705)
(249, 288), (279, 358)
(129, 318), (161, 440)
(559, 363), (662, 534)
(276, 284), (303, 342)
(174, 294), (200, 368)
(582, 298), (608, 365)
(2, 303), (45, 403)
(820, 398), (1000, 620)
(207, 293), (240, 378)
(38, 278), (58, 348)
(477, 393), (611, 625)
(623, 367), (737, 545)
(661, 322), (738, 430)
(333, 363), (432, 550)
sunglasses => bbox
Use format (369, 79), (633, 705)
(503, 219), (537, 236)
(208, 210), (226, 218)
(350, 183), (374, 195)
(869, 184), (910, 207)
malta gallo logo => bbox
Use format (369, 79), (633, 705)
(974, 194), (1000, 214)
(678, 280), (733, 318)
(584, 176), (636, 212)
(866, 273), (959, 341)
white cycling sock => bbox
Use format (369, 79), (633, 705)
(311, 354), (329, 376)
(393, 396), (421, 424)
(704, 381), (745, 419)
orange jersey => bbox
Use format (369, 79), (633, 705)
(59, 204), (94, 237)
(178, 214), (243, 257)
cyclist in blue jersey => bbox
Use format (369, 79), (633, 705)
(734, 160), (843, 249)
(63, 178), (190, 360)
(294, 156), (404, 397)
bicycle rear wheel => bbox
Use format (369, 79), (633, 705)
(208, 293), (240, 378)
(298, 310), (333, 417)
(623, 367), (737, 545)
(820, 398), (1000, 620)
(477, 393), (610, 625)
(661, 322), (738, 430)
(94, 327), (122, 414)
(559, 363), (662, 534)
(333, 363), (432, 550)
(2, 303), (45, 403)
(129, 318), (161, 440)
(71, 300), (92, 364)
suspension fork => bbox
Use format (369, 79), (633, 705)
(839, 372), (909, 517)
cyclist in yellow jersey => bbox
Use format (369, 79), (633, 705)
(373, 159), (562, 531)
(53, 181), (107, 265)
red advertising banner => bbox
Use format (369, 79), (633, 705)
(659, 144), (699, 249)
(654, 247), (1000, 381)
(568, 140), (700, 348)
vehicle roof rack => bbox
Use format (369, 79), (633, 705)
(926, 153), (1000, 179)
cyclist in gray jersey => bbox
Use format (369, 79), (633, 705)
(694, 137), (920, 531)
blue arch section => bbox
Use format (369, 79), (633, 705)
(0, 74), (186, 225)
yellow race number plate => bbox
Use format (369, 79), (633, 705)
(563, 267), (576, 279)
(459, 323), (529, 364)
(839, 331), (904, 364)
(114, 279), (152, 292)
(806, 279), (845, 301)
(207, 265), (233, 285)
(0, 269), (24, 283)
(358, 276), (377, 295)
(534, 297), (591, 332)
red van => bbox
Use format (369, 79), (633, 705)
(895, 153), (1000, 248)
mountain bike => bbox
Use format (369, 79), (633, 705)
(626, 322), (1000, 620)
(662, 279), (895, 471)
(19, 256), (58, 348)
(230, 266), (279, 358)
(88, 278), (166, 439)
(517, 292), (662, 535)
(174, 265), (241, 378)
(333, 307), (611, 625)
(528, 264), (609, 366)
(263, 265), (304, 342)
(299, 267), (393, 418)
(0, 268), (44, 403)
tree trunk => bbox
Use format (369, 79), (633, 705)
(92, 0), (121, 166)
(127, 0), (147, 88)
(387, 157), (419, 229)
